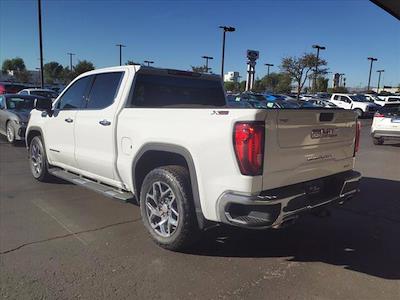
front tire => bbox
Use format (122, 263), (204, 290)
(29, 136), (52, 181)
(6, 121), (15, 144)
(139, 165), (199, 251)
(373, 137), (384, 145)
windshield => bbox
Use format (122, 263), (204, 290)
(6, 96), (35, 110)
(31, 90), (58, 98)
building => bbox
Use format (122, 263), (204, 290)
(224, 71), (240, 83)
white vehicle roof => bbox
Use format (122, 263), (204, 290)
(20, 88), (56, 92)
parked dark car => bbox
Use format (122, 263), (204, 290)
(0, 94), (51, 144)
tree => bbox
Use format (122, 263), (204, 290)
(126, 60), (141, 66)
(224, 81), (237, 92)
(43, 61), (64, 84)
(327, 86), (348, 93)
(261, 72), (292, 93)
(73, 60), (94, 76)
(1, 57), (29, 82)
(281, 53), (327, 99)
(315, 76), (328, 92)
(191, 65), (209, 73)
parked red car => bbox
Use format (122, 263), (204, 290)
(0, 82), (27, 95)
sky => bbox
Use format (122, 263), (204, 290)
(1, 0), (399, 88)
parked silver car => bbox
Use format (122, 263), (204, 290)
(0, 94), (51, 144)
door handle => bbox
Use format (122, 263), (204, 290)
(65, 118), (73, 123)
(99, 119), (111, 126)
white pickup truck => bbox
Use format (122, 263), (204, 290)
(330, 93), (379, 117)
(26, 66), (361, 250)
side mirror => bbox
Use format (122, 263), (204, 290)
(34, 98), (53, 113)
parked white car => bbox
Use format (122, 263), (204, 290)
(330, 93), (379, 117)
(371, 103), (400, 145)
(18, 88), (59, 101)
(374, 95), (400, 105)
(26, 66), (361, 250)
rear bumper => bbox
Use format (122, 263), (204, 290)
(371, 130), (400, 139)
(218, 170), (361, 229)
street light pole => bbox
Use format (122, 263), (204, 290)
(37, 0), (44, 88)
(312, 44), (326, 91)
(116, 44), (126, 66)
(219, 26), (235, 78)
(367, 57), (378, 91)
(264, 63), (274, 77)
(376, 69), (384, 93)
(67, 53), (75, 71)
(202, 56), (213, 73)
(144, 60), (154, 67)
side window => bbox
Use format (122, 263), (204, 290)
(86, 72), (123, 109)
(340, 96), (350, 103)
(19, 90), (28, 95)
(333, 95), (339, 100)
(57, 76), (93, 110)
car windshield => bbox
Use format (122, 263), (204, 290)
(6, 96), (35, 110)
(31, 90), (58, 98)
(350, 95), (369, 102)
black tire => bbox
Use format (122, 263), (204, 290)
(354, 109), (363, 118)
(373, 137), (384, 145)
(29, 135), (52, 181)
(6, 121), (15, 144)
(139, 165), (199, 251)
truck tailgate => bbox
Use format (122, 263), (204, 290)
(262, 109), (357, 190)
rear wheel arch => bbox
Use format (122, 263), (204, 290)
(132, 143), (206, 229)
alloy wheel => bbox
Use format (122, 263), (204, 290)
(145, 181), (179, 237)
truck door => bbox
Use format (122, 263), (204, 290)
(74, 71), (124, 181)
(340, 96), (352, 109)
(44, 75), (93, 169)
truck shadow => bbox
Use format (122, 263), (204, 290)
(187, 177), (400, 280)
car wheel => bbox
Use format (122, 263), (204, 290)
(373, 137), (384, 145)
(354, 109), (363, 118)
(6, 121), (15, 144)
(140, 165), (199, 251)
(29, 136), (52, 181)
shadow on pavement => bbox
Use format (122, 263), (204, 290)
(186, 177), (400, 280)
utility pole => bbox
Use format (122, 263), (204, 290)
(312, 44), (326, 91)
(367, 57), (378, 91)
(67, 53), (75, 71)
(219, 26), (235, 78)
(202, 56), (213, 73)
(37, 0), (44, 88)
(144, 60), (154, 67)
(376, 69), (384, 93)
(116, 44), (126, 66)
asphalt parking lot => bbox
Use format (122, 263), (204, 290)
(1, 119), (399, 299)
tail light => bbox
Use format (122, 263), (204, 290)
(233, 122), (265, 176)
(354, 121), (361, 156)
(0, 85), (5, 94)
(374, 112), (385, 118)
